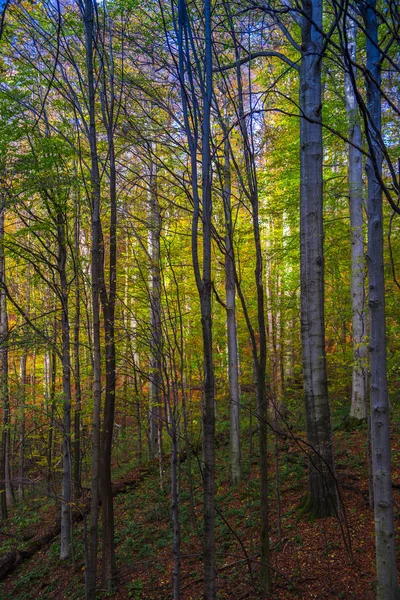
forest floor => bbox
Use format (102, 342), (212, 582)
(0, 422), (399, 600)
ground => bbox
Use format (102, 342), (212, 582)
(0, 425), (399, 599)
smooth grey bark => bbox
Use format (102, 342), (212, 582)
(222, 133), (241, 485)
(299, 0), (338, 517)
(360, 1), (399, 597)
(344, 17), (367, 421)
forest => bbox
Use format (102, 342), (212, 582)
(0, 0), (398, 598)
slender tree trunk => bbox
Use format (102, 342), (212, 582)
(47, 342), (57, 495)
(100, 88), (118, 591)
(223, 133), (241, 485)
(266, 228), (276, 402)
(73, 193), (82, 500)
(201, 2), (215, 595)
(170, 392), (181, 600)
(57, 212), (72, 561)
(18, 353), (27, 502)
(0, 201), (9, 520)
(133, 354), (143, 465)
(299, 0), (337, 518)
(83, 0), (102, 594)
(361, 2), (399, 597)
(177, 0), (215, 593)
(345, 17), (367, 421)
(148, 155), (162, 460)
(253, 213), (270, 598)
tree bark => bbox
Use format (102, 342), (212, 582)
(57, 211), (72, 561)
(82, 0), (103, 595)
(148, 154), (162, 461)
(0, 201), (9, 520)
(176, 0), (216, 594)
(344, 16), (367, 421)
(73, 194), (82, 500)
(361, 1), (399, 597)
(18, 353), (27, 503)
(223, 132), (241, 485)
(99, 25), (118, 583)
(299, 0), (338, 518)
(200, 1), (216, 591)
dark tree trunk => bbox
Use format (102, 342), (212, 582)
(148, 154), (162, 461)
(73, 199), (82, 500)
(47, 342), (57, 496)
(18, 353), (27, 502)
(200, 2), (216, 595)
(82, 0), (103, 595)
(57, 211), (72, 561)
(100, 56), (118, 587)
(0, 201), (9, 521)
(176, 0), (216, 595)
(222, 130), (241, 485)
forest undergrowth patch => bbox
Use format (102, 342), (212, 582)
(0, 427), (398, 600)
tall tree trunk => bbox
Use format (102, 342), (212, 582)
(57, 212), (72, 561)
(18, 271), (31, 502)
(99, 15), (118, 586)
(83, 0), (103, 595)
(233, 35), (272, 595)
(200, 1), (215, 595)
(361, 1), (399, 597)
(47, 341), (57, 495)
(299, 0), (337, 518)
(345, 16), (367, 421)
(73, 204), (82, 500)
(0, 201), (9, 520)
(177, 0), (215, 593)
(100, 137), (117, 589)
(148, 155), (162, 460)
(18, 353), (27, 502)
(132, 352), (143, 465)
(169, 383), (181, 600)
(223, 133), (241, 485)
(253, 210), (270, 598)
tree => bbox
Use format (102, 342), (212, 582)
(298, 0), (338, 517)
(359, 0), (399, 595)
(344, 12), (367, 421)
(175, 0), (216, 594)
(0, 196), (11, 520)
